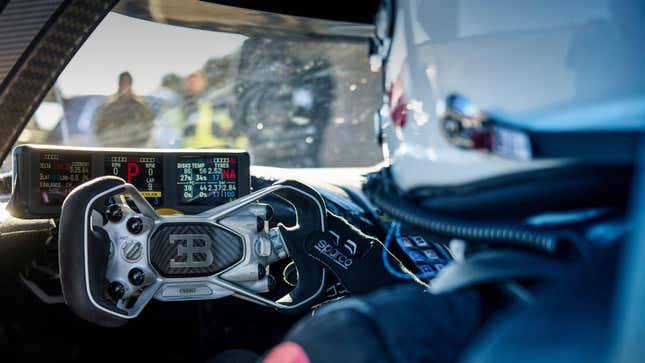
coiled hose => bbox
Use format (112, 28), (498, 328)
(363, 172), (579, 256)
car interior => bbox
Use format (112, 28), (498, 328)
(0, 1), (399, 361)
(0, 1), (643, 363)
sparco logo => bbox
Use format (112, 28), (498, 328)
(314, 239), (353, 270)
(169, 234), (214, 268)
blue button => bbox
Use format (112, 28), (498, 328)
(408, 250), (426, 262)
(418, 264), (435, 274)
(411, 235), (430, 247)
(398, 237), (414, 248)
(422, 249), (439, 260)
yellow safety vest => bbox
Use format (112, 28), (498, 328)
(182, 102), (247, 149)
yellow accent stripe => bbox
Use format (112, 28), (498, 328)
(140, 191), (162, 198)
(155, 208), (183, 216)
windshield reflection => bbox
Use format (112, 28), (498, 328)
(10, 23), (382, 170)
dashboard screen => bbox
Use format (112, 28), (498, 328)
(177, 156), (239, 206)
(105, 155), (163, 206)
(39, 153), (91, 206)
(11, 145), (250, 218)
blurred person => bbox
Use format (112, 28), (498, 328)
(232, 38), (333, 167)
(95, 72), (153, 147)
(181, 71), (246, 149)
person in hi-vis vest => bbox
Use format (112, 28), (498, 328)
(180, 71), (246, 149)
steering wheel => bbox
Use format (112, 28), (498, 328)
(58, 176), (328, 327)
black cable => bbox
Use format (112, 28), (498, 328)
(363, 171), (581, 257)
(340, 186), (388, 232)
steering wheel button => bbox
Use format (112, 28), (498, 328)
(422, 248), (439, 260)
(128, 268), (145, 286)
(411, 235), (430, 247)
(127, 216), (144, 234)
(161, 285), (212, 298)
(255, 237), (272, 257)
(121, 240), (143, 262)
(398, 236), (414, 248)
(108, 282), (126, 301)
(106, 204), (123, 223)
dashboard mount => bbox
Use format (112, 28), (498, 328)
(58, 176), (327, 327)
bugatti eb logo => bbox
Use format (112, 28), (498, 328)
(169, 234), (214, 268)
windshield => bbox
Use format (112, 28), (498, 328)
(4, 12), (382, 171)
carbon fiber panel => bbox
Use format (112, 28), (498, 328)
(0, 0), (116, 163)
(149, 223), (244, 277)
(0, 0), (62, 84)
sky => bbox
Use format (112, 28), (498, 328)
(58, 12), (246, 97)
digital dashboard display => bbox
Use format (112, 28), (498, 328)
(177, 157), (239, 205)
(39, 153), (91, 206)
(105, 155), (163, 206)
(12, 145), (250, 218)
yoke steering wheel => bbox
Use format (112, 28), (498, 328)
(58, 176), (328, 327)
